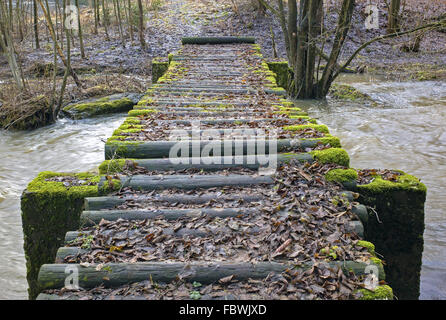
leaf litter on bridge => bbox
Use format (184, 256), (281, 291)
(58, 160), (376, 300)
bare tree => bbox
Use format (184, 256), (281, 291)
(0, 0), (26, 90)
(33, 0), (40, 49)
(102, 0), (110, 40)
(388, 0), (401, 34)
(260, 0), (445, 99)
(75, 0), (85, 58)
(36, 0), (82, 88)
(137, 0), (146, 49)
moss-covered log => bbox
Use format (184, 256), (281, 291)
(99, 154), (314, 174)
(38, 260), (384, 291)
(105, 139), (330, 160)
(80, 208), (255, 226)
(62, 93), (142, 119)
(98, 174), (274, 193)
(20, 172), (99, 299)
(84, 193), (264, 211)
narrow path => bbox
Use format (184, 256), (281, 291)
(36, 38), (384, 300)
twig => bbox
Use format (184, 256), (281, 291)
(367, 206), (382, 224)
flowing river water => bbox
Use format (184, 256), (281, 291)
(0, 114), (125, 299)
(0, 77), (445, 299)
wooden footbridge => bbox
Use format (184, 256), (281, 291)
(23, 37), (425, 300)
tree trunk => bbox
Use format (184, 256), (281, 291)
(33, 0), (40, 49)
(317, 0), (355, 98)
(101, 0), (110, 40)
(388, 0), (401, 34)
(8, 0), (13, 32)
(0, 0), (26, 90)
(15, 0), (24, 41)
(127, 0), (134, 42)
(36, 0), (82, 88)
(137, 0), (146, 49)
(113, 0), (125, 48)
(288, 0), (323, 99)
(75, 0), (85, 58)
(93, 0), (98, 34)
(55, 0), (71, 120)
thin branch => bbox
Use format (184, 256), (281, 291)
(258, 0), (279, 17)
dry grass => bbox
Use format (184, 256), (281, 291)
(0, 73), (147, 130)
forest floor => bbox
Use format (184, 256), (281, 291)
(0, 0), (445, 128)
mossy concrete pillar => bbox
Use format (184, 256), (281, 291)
(325, 169), (426, 299)
(21, 172), (99, 299)
(356, 175), (426, 300)
(152, 57), (170, 83)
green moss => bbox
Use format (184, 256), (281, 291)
(267, 86), (287, 93)
(98, 159), (139, 174)
(356, 240), (376, 255)
(325, 168), (358, 184)
(265, 76), (277, 85)
(112, 128), (143, 136)
(136, 97), (154, 107)
(358, 285), (393, 300)
(290, 116), (317, 123)
(304, 135), (341, 148)
(123, 117), (142, 125)
(152, 57), (169, 83)
(107, 135), (128, 142)
(283, 124), (329, 133)
(106, 137), (143, 145)
(279, 100), (295, 107)
(353, 168), (426, 299)
(80, 235), (94, 249)
(22, 171), (100, 299)
(27, 171), (99, 195)
(370, 256), (383, 267)
(266, 61), (292, 91)
(99, 177), (122, 194)
(251, 44), (261, 52)
(105, 140), (144, 158)
(311, 148), (350, 167)
(128, 109), (157, 117)
(156, 60), (187, 84)
(357, 172), (427, 194)
(329, 83), (372, 101)
(116, 124), (143, 131)
(273, 110), (298, 116)
(63, 97), (135, 119)
(279, 115), (311, 122)
(319, 246), (339, 260)
(275, 106), (302, 112)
